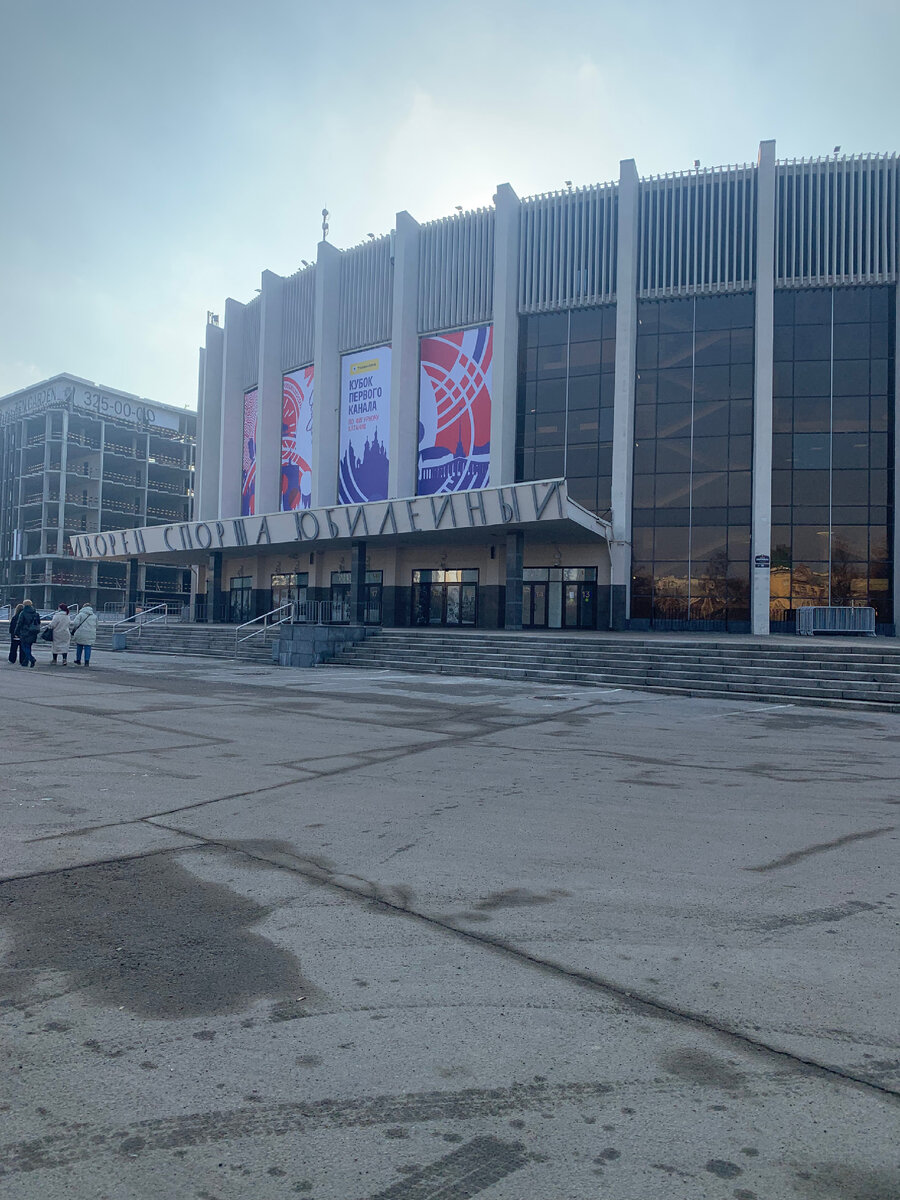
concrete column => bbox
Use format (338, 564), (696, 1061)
(491, 183), (521, 487)
(209, 551), (224, 623)
(311, 240), (341, 508)
(751, 139), (777, 636)
(504, 530), (524, 630)
(255, 270), (285, 516)
(57, 409), (69, 554)
(892, 282), (900, 632)
(41, 412), (51, 556)
(196, 319), (224, 521)
(388, 211), (421, 500)
(609, 159), (640, 630)
(127, 556), (139, 617)
(218, 297), (246, 520)
(350, 539), (367, 625)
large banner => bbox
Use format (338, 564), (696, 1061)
(339, 346), (391, 503)
(281, 366), (314, 511)
(417, 324), (492, 495)
(241, 388), (258, 516)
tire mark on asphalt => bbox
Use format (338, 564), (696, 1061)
(364, 1136), (529, 1200)
(744, 826), (895, 872)
(143, 823), (900, 1104)
(740, 900), (885, 931)
(0, 1080), (609, 1178)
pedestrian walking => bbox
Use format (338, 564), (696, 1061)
(7, 602), (23, 664)
(70, 602), (98, 666)
(16, 599), (42, 667)
(50, 604), (71, 665)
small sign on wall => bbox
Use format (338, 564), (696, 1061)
(754, 554), (770, 568)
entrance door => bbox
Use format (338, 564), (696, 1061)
(524, 568), (597, 629)
(271, 572), (308, 616)
(523, 581), (548, 628)
(330, 572), (351, 623)
(331, 570), (383, 624)
(412, 569), (478, 626)
(564, 580), (596, 628)
(364, 571), (383, 625)
(229, 575), (253, 624)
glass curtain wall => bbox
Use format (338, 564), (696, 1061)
(630, 294), (754, 630)
(770, 286), (894, 627)
(516, 307), (616, 515)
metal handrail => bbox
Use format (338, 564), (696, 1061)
(113, 602), (169, 640)
(234, 603), (295, 655)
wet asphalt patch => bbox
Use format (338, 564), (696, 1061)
(0, 851), (313, 1019)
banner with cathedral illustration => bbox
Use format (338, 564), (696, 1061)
(241, 388), (258, 516)
(338, 346), (391, 504)
(417, 325), (492, 495)
(281, 367), (314, 511)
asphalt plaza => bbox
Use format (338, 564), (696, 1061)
(0, 651), (898, 1199)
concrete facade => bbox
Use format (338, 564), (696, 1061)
(71, 141), (899, 636)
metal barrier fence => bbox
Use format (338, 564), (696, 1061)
(796, 606), (876, 636)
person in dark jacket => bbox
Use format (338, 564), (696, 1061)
(16, 599), (42, 667)
(7, 602), (23, 664)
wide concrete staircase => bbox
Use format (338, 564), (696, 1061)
(333, 628), (900, 712)
(91, 622), (276, 663)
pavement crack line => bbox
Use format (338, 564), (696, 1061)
(24, 697), (615, 843)
(141, 819), (899, 1105)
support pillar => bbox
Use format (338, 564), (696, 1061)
(609, 159), (640, 630)
(504, 531), (524, 630)
(218, 297), (246, 520)
(350, 540), (367, 625)
(751, 139), (777, 636)
(255, 270), (285, 516)
(127, 557), (139, 618)
(197, 317), (224, 521)
(388, 211), (420, 500)
(490, 183), (521, 486)
(892, 281), (900, 633)
(209, 551), (224, 623)
(311, 241), (341, 508)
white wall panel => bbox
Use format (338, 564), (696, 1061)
(637, 166), (756, 296)
(519, 184), (617, 312)
(775, 154), (899, 286)
(240, 295), (261, 388)
(281, 266), (316, 370)
(338, 236), (393, 352)
(418, 208), (494, 333)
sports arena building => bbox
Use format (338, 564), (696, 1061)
(72, 141), (899, 636)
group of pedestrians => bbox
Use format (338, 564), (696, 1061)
(7, 600), (98, 668)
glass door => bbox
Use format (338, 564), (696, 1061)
(412, 569), (479, 626)
(523, 570), (549, 628)
(524, 568), (597, 628)
(229, 576), (253, 624)
(271, 572), (309, 616)
(330, 571), (351, 623)
(364, 571), (383, 624)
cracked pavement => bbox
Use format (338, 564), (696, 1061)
(1, 651), (898, 1199)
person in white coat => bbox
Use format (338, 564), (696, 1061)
(50, 604), (71, 665)
(70, 603), (98, 666)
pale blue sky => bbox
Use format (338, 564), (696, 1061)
(1, 0), (896, 409)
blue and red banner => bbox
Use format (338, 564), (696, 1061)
(281, 367), (314, 511)
(339, 346), (391, 503)
(417, 325), (492, 495)
(241, 388), (258, 516)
